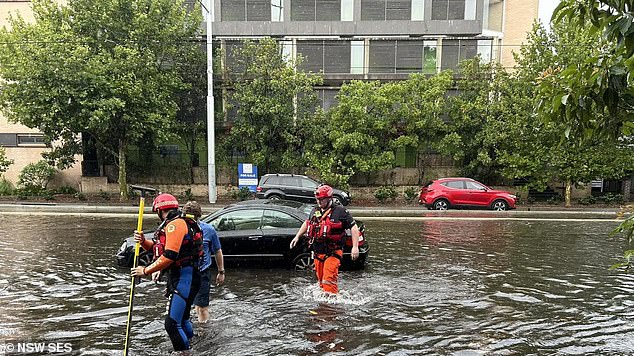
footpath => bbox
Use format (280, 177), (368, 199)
(0, 201), (627, 220)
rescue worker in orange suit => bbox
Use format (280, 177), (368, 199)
(130, 193), (202, 353)
(290, 184), (360, 294)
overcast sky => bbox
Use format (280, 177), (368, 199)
(538, 0), (561, 28)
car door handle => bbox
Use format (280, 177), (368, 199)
(248, 235), (262, 240)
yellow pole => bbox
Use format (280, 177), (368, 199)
(124, 195), (145, 356)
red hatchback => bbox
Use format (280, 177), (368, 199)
(419, 178), (517, 211)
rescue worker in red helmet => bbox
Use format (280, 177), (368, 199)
(290, 184), (360, 294)
(130, 193), (203, 353)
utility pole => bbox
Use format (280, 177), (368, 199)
(205, 0), (217, 203)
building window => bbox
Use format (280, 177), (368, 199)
(361, 0), (411, 20)
(291, 0), (342, 21)
(477, 39), (493, 63)
(350, 40), (365, 74)
(221, 0), (276, 21)
(423, 40), (438, 74)
(432, 0), (467, 20)
(272, 0), (283, 21)
(396, 40), (423, 73)
(17, 134), (46, 146)
(341, 0), (354, 21)
(316, 89), (340, 111)
(441, 39), (477, 71)
(0, 133), (17, 147)
(411, 0), (424, 20)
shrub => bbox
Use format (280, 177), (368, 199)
(98, 189), (110, 200)
(599, 193), (624, 205)
(17, 160), (56, 191)
(74, 192), (86, 201)
(374, 185), (398, 203)
(182, 188), (195, 202)
(0, 177), (14, 196)
(56, 185), (77, 194)
(403, 187), (418, 203)
(230, 186), (254, 201)
(578, 196), (596, 205)
(0, 147), (13, 175)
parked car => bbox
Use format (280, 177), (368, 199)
(255, 173), (351, 206)
(419, 178), (517, 211)
(116, 199), (369, 270)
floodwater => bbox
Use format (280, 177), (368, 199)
(0, 214), (633, 355)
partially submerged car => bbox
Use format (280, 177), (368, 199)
(116, 199), (369, 270)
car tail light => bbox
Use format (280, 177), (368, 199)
(256, 186), (262, 192)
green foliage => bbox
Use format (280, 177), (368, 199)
(17, 160), (56, 191)
(581, 193), (625, 205)
(551, 0), (634, 139)
(230, 186), (254, 201)
(0, 0), (203, 199)
(610, 205), (634, 270)
(220, 39), (322, 173)
(403, 187), (419, 203)
(74, 192), (87, 201)
(0, 177), (14, 196)
(374, 186), (398, 203)
(0, 147), (13, 174)
(181, 188), (195, 202)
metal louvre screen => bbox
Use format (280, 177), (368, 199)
(448, 0), (466, 20)
(431, 0), (448, 20)
(396, 40), (423, 73)
(247, 0), (271, 20)
(459, 40), (477, 61)
(386, 0), (411, 20)
(361, 0), (386, 20)
(291, 0), (316, 20)
(316, 0), (342, 21)
(226, 41), (246, 73)
(221, 0), (246, 20)
(440, 39), (459, 70)
(369, 40), (396, 73)
(297, 41), (324, 73)
(324, 41), (351, 73)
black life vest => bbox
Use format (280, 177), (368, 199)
(307, 207), (346, 255)
(152, 210), (203, 268)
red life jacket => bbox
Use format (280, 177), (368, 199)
(152, 213), (203, 268)
(307, 207), (346, 255)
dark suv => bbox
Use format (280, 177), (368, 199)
(255, 174), (351, 206)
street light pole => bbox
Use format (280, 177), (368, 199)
(205, 0), (217, 203)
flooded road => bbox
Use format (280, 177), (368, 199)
(0, 215), (633, 355)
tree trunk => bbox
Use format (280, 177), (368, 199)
(565, 180), (572, 208)
(118, 139), (129, 201)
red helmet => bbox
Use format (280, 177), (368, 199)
(152, 193), (179, 212)
(315, 184), (333, 199)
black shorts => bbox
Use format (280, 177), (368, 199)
(193, 268), (212, 307)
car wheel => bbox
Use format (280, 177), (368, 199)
(137, 251), (153, 267)
(491, 199), (509, 211)
(267, 193), (282, 201)
(433, 199), (449, 210)
(291, 253), (314, 271)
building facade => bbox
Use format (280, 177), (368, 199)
(207, 0), (506, 113)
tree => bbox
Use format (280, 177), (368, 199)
(0, 0), (202, 199)
(553, 0), (634, 259)
(220, 39), (322, 174)
(312, 80), (402, 186)
(392, 72), (453, 184)
(548, 0), (634, 139)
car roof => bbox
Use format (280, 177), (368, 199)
(227, 199), (309, 209)
(436, 177), (476, 182)
(262, 173), (310, 179)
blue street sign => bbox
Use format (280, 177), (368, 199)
(238, 163), (258, 192)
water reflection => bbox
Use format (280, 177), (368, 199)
(0, 215), (632, 355)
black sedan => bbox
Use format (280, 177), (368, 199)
(116, 199), (369, 270)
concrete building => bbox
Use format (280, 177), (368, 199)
(209, 0), (506, 113)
